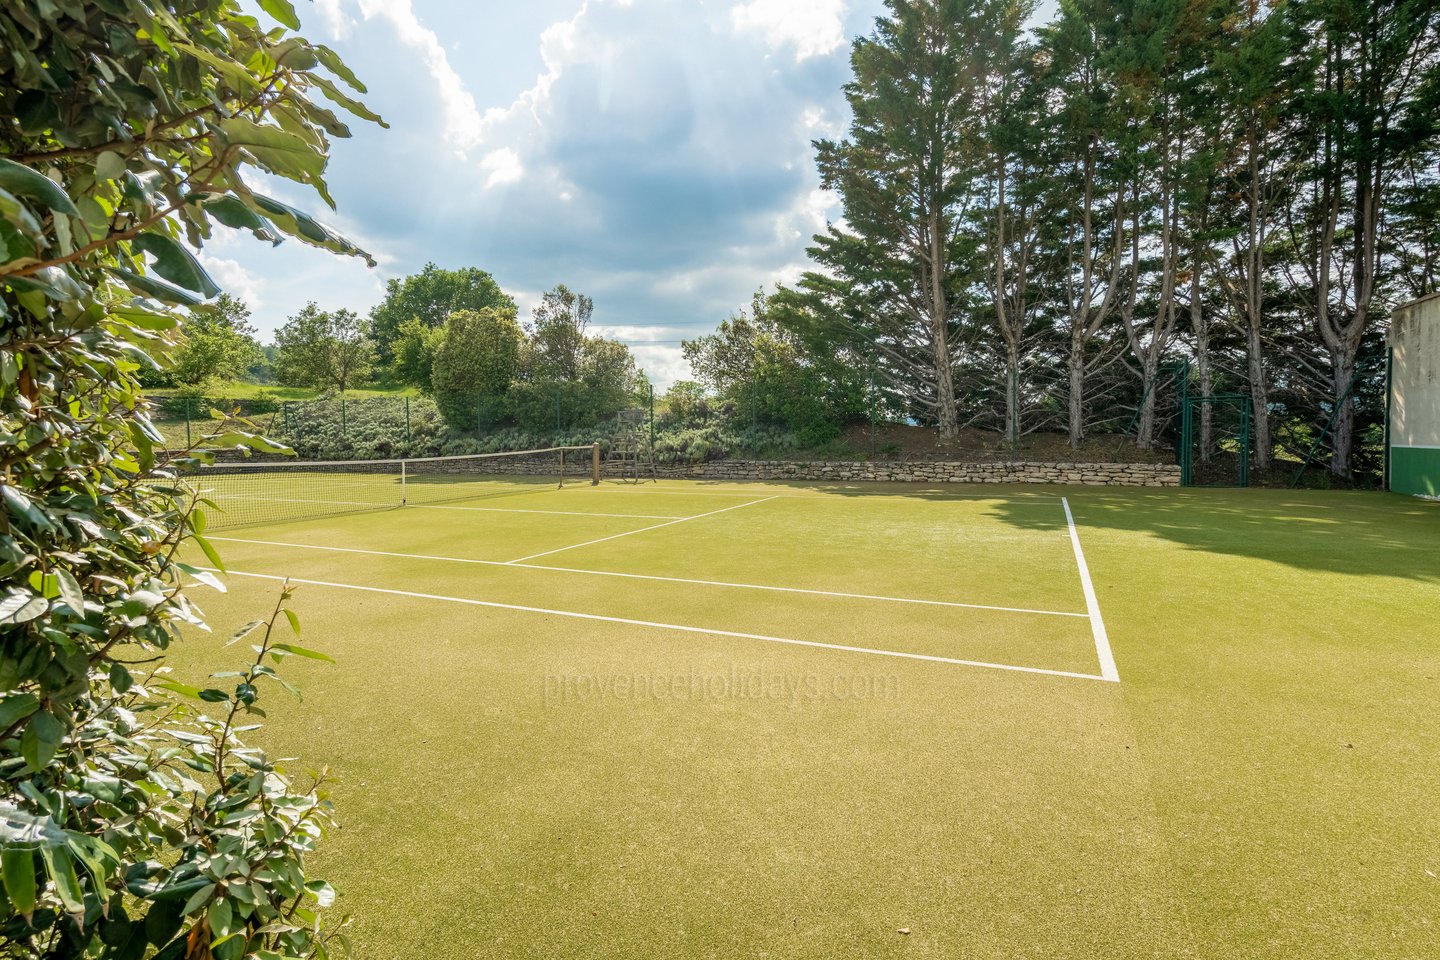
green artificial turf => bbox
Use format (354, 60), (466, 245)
(166, 481), (1440, 959)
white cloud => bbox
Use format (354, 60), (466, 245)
(313, 0), (352, 39)
(772, 185), (840, 244)
(354, 0), (483, 155)
(630, 344), (690, 390)
(213, 0), (873, 364)
(730, 0), (848, 61)
(481, 148), (525, 188)
(199, 253), (266, 309)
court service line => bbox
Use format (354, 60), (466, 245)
(209, 536), (1088, 618)
(204, 568), (1113, 683)
(1061, 497), (1120, 683)
(220, 494), (681, 521)
(409, 504), (684, 520)
(504, 496), (779, 565)
(587, 489), (1065, 502)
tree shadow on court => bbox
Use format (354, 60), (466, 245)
(680, 479), (1440, 583)
(994, 487), (1440, 583)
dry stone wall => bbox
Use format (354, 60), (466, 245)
(640, 460), (1180, 486)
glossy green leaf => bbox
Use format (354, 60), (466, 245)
(270, 37), (319, 71)
(258, 0), (301, 29)
(251, 193), (375, 265)
(0, 157), (79, 216)
(199, 194), (280, 243)
(108, 266), (203, 306)
(1, 849), (36, 916)
(109, 661), (133, 694)
(39, 845), (85, 914)
(53, 568), (83, 615)
(177, 561), (226, 593)
(309, 74), (387, 126)
(315, 44), (367, 91)
(1, 483), (51, 530)
(226, 620), (265, 647)
(0, 590), (47, 625)
(153, 680), (202, 700)
(271, 643), (333, 663)
(21, 711), (64, 771)
(132, 232), (221, 297)
(94, 150), (126, 181)
(208, 897), (234, 938)
(192, 533), (226, 573)
(0, 693), (40, 729)
(305, 879), (336, 908)
(180, 881), (216, 916)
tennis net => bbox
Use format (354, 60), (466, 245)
(173, 445), (600, 529)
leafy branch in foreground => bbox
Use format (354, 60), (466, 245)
(2, 585), (342, 960)
(2, 0), (384, 956)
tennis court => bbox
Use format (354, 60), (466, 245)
(189, 453), (1117, 684)
(171, 463), (1440, 959)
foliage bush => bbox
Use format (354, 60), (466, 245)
(256, 393), (863, 465)
(430, 309), (521, 433)
(0, 0), (382, 955)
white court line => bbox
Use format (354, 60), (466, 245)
(222, 494), (679, 521)
(410, 504), (683, 520)
(232, 495), (389, 509)
(589, 489), (1065, 501)
(205, 568), (1111, 683)
(209, 536), (1088, 619)
(504, 497), (778, 565)
(1062, 497), (1120, 683)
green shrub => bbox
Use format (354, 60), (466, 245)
(431, 308), (521, 431)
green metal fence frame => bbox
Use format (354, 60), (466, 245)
(1180, 393), (1252, 488)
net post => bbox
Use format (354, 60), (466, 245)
(558, 447), (565, 490)
(591, 442), (601, 485)
(400, 459), (407, 507)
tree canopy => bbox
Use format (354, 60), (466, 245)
(771, 0), (1440, 476)
(273, 302), (376, 393)
(169, 293), (260, 386)
(369, 262), (514, 362)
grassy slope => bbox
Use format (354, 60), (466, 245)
(168, 484), (1440, 959)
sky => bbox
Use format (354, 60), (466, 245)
(208, 0), (898, 388)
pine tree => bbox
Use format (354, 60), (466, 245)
(807, 0), (1015, 439)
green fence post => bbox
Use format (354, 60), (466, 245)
(1239, 399), (1252, 488)
(1179, 397), (1193, 487)
(184, 398), (192, 447)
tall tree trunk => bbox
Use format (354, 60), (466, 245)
(1136, 349), (1163, 446)
(1004, 341), (1020, 446)
(1329, 339), (1358, 476)
(1068, 331), (1086, 447)
(1243, 122), (1274, 465)
(1244, 318), (1271, 465)
(929, 213), (958, 439)
(993, 156), (1021, 446)
(1191, 239), (1213, 460)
